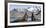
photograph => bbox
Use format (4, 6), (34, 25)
(10, 4), (41, 23)
(7, 1), (44, 26)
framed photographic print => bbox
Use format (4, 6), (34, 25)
(5, 1), (44, 27)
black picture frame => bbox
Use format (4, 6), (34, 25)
(5, 1), (44, 28)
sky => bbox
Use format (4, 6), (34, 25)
(9, 5), (41, 11)
(9, 5), (32, 10)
